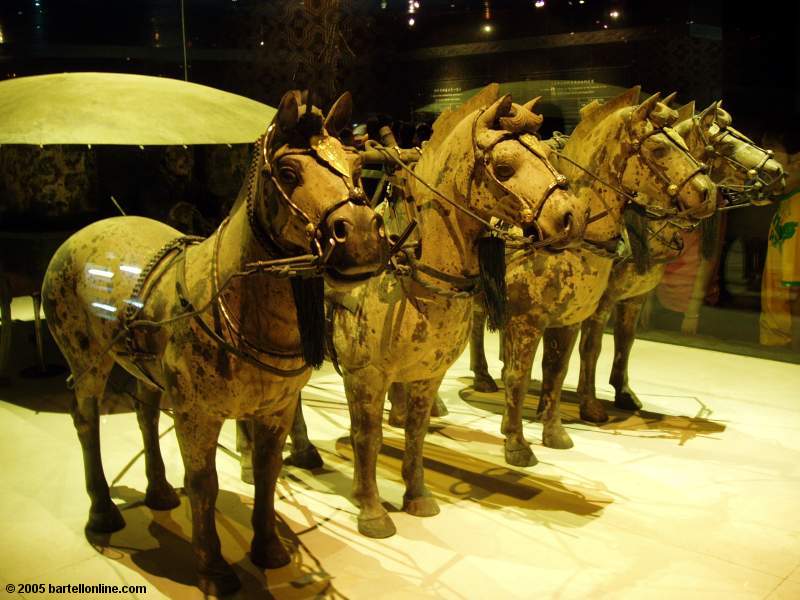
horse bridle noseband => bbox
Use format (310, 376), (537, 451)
(246, 127), (371, 273)
(695, 119), (781, 201)
(468, 108), (572, 245)
(622, 114), (710, 223)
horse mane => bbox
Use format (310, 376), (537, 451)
(425, 83), (500, 156)
(571, 86), (641, 139)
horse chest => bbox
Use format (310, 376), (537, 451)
(162, 324), (309, 419)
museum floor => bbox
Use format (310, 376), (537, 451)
(1, 312), (799, 599)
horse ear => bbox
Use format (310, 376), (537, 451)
(478, 94), (513, 130)
(632, 92), (662, 122)
(522, 96), (542, 114)
(662, 91), (678, 107)
(698, 101), (720, 130)
(324, 91), (353, 137)
(275, 90), (301, 133)
(676, 101), (695, 124)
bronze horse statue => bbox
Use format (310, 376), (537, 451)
(42, 91), (388, 595)
(576, 100), (785, 422)
(467, 87), (716, 464)
(277, 84), (588, 538)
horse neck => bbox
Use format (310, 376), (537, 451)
(211, 193), (301, 351)
(563, 113), (629, 243)
(413, 146), (485, 277)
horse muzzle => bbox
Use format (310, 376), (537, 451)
(317, 202), (389, 284)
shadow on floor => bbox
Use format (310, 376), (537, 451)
(84, 485), (349, 599)
(457, 377), (726, 445)
(333, 436), (611, 520)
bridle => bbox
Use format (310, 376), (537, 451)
(621, 113), (710, 222)
(467, 108), (572, 244)
(245, 126), (372, 275)
(693, 119), (781, 204)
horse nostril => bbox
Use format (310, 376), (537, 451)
(373, 214), (386, 239)
(563, 211), (573, 231)
(332, 218), (349, 243)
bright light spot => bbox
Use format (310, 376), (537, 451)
(603, 24), (608, 28)
(124, 299), (144, 308)
(535, 0), (545, 7)
(408, 17), (415, 26)
(259, 40), (264, 46)
(482, 23), (493, 33)
(91, 302), (117, 313)
(579, 0), (585, 3)
(119, 265), (142, 275)
(87, 268), (114, 279)
(414, 1), (420, 7)
(0, 26), (4, 44)
(610, 10), (620, 19)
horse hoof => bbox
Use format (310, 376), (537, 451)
(580, 399), (609, 424)
(614, 389), (642, 411)
(358, 513), (396, 538)
(145, 484), (181, 510)
(284, 446), (324, 470)
(403, 495), (440, 517)
(504, 442), (538, 467)
(251, 537), (292, 569)
(543, 428), (574, 450)
(198, 564), (240, 597)
(387, 412), (406, 428)
(86, 504), (126, 533)
(430, 395), (449, 417)
(240, 465), (254, 485)
(473, 374), (498, 393)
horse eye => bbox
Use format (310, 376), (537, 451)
(494, 164), (515, 181)
(278, 166), (299, 186)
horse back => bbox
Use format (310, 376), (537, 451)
(42, 216), (184, 369)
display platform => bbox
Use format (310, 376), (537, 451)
(0, 330), (798, 599)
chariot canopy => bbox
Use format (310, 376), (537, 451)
(0, 72), (276, 146)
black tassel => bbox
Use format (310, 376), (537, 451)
(623, 208), (650, 275)
(700, 212), (720, 260)
(290, 276), (325, 368)
(478, 235), (507, 331)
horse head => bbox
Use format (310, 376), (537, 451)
(252, 90), (388, 284)
(674, 100), (785, 205)
(619, 91), (716, 223)
(469, 94), (587, 248)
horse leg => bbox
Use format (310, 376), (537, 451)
(235, 419), (254, 484)
(250, 404), (296, 569)
(610, 295), (647, 411)
(501, 318), (539, 467)
(72, 359), (125, 533)
(284, 392), (323, 470)
(345, 368), (395, 538)
(134, 382), (180, 510)
(387, 382), (407, 427)
(402, 377), (441, 517)
(173, 411), (238, 596)
(576, 300), (614, 423)
(470, 299), (498, 392)
(537, 325), (579, 449)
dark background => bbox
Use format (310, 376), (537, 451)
(1, 0), (797, 138)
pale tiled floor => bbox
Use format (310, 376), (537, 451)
(1, 311), (799, 599)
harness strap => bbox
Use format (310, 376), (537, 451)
(174, 244), (310, 378)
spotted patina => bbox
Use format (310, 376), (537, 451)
(469, 88), (718, 466)
(41, 90), (387, 596)
(576, 101), (786, 422)
(322, 84), (588, 539)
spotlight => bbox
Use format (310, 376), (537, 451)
(535, 0), (545, 7)
(482, 23), (493, 33)
(408, 17), (415, 26)
(610, 10), (620, 19)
